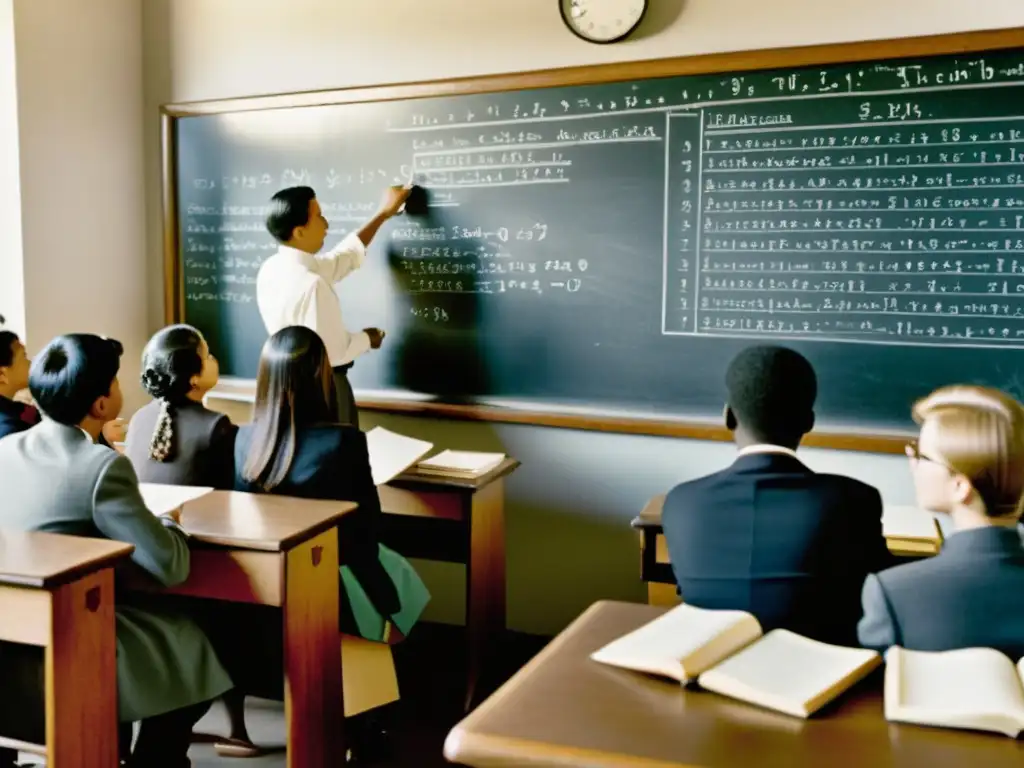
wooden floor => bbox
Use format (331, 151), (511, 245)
(15, 623), (547, 767)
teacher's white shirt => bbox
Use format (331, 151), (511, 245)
(256, 233), (371, 367)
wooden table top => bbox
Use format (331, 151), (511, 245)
(445, 601), (1023, 768)
(0, 530), (134, 588)
(179, 491), (356, 552)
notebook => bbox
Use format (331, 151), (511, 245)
(364, 427), (434, 486)
(591, 602), (880, 717)
(138, 483), (213, 517)
(416, 450), (505, 478)
(885, 646), (1024, 737)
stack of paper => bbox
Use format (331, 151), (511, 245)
(417, 450), (505, 479)
(138, 483), (213, 517)
(364, 427), (434, 486)
(882, 505), (943, 553)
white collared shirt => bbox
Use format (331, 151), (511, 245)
(737, 443), (800, 460)
(256, 234), (371, 367)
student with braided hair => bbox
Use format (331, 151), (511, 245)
(125, 324), (237, 490)
(124, 324), (259, 755)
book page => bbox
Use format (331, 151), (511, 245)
(364, 427), (434, 486)
(892, 647), (1024, 714)
(698, 630), (880, 717)
(590, 603), (761, 682)
(882, 505), (941, 542)
(138, 483), (213, 516)
(418, 450), (505, 473)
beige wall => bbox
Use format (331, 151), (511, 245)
(0, 0), (23, 336)
(7, 0), (147, 408)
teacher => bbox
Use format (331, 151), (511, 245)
(257, 184), (411, 427)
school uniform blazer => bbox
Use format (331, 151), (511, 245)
(662, 448), (894, 647)
(125, 398), (237, 489)
(0, 418), (232, 722)
(858, 525), (1024, 659)
(0, 395), (39, 440)
(234, 423), (401, 619)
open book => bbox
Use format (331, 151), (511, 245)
(364, 427), (434, 486)
(138, 483), (213, 516)
(417, 450), (505, 479)
(590, 603), (880, 717)
(885, 646), (1024, 737)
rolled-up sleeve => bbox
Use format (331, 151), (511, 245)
(314, 232), (366, 285)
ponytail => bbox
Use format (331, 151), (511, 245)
(148, 398), (176, 462)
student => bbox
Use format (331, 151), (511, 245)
(257, 184), (411, 427)
(124, 324), (256, 756)
(0, 320), (38, 439)
(125, 324), (237, 489)
(661, 345), (893, 647)
(234, 325), (429, 758)
(858, 385), (1024, 658)
(0, 334), (233, 768)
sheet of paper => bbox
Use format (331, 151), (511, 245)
(418, 450), (505, 473)
(365, 427), (434, 486)
(882, 505), (940, 541)
(138, 483), (214, 516)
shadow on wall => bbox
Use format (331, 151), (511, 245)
(632, 0), (689, 41)
(385, 198), (498, 401)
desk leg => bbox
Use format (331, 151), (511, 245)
(464, 480), (506, 711)
(283, 529), (344, 768)
(46, 568), (118, 767)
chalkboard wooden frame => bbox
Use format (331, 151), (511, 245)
(161, 25), (1024, 455)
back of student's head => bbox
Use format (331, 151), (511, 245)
(725, 345), (817, 448)
(912, 385), (1024, 519)
(266, 186), (316, 244)
(29, 334), (123, 426)
(140, 324), (207, 462)
(0, 314), (18, 369)
(241, 325), (338, 490)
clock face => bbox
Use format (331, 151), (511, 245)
(560, 0), (648, 44)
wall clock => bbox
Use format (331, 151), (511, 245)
(560, 0), (649, 45)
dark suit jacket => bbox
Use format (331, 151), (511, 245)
(859, 525), (1024, 659)
(125, 399), (237, 490)
(662, 450), (893, 647)
(234, 424), (400, 619)
(0, 395), (40, 440)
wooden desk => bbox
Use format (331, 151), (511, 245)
(445, 600), (1023, 767)
(128, 491), (353, 768)
(0, 530), (134, 767)
(634, 494), (937, 606)
(379, 458), (520, 710)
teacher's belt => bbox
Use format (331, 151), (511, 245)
(333, 362), (354, 374)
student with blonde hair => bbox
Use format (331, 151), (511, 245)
(858, 385), (1024, 658)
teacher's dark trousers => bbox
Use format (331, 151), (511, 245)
(333, 363), (359, 428)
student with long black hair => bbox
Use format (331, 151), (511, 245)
(234, 325), (429, 760)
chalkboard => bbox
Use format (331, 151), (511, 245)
(163, 28), (1024, 451)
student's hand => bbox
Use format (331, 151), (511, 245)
(364, 328), (386, 349)
(102, 417), (127, 445)
(379, 185), (412, 218)
(162, 506), (183, 526)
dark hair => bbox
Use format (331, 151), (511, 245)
(725, 345), (817, 447)
(241, 325), (337, 490)
(29, 334), (123, 426)
(140, 324), (206, 462)
(266, 186), (317, 244)
(0, 314), (17, 368)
